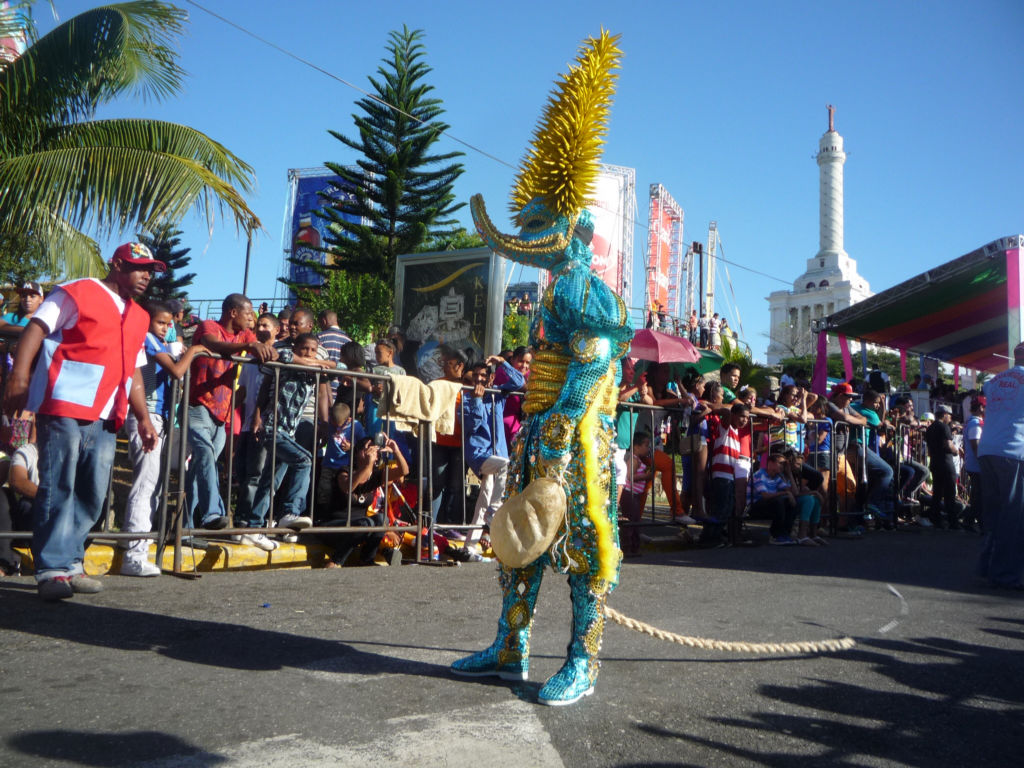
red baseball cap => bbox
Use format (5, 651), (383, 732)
(830, 382), (855, 396)
(112, 242), (166, 272)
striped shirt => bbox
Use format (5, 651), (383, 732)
(752, 469), (790, 501)
(711, 425), (742, 480)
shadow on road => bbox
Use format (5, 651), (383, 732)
(8, 730), (226, 767)
(628, 632), (1024, 767)
(0, 582), (456, 677)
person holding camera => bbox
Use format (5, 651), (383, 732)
(316, 433), (409, 567)
(463, 355), (526, 552)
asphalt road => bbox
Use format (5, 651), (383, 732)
(1, 528), (1021, 767)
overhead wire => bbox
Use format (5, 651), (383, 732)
(185, 1), (790, 307)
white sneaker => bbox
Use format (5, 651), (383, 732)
(121, 559), (161, 577)
(278, 514), (312, 530)
(673, 515), (697, 525)
(239, 533), (279, 551)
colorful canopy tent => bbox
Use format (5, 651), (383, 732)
(820, 235), (1024, 374)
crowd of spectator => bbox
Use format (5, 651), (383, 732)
(1, 245), (1021, 597)
(613, 359), (993, 550)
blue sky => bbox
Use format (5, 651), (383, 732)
(38, 0), (1024, 360)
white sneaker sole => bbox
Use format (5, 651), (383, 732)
(538, 685), (594, 706)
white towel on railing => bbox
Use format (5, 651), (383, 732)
(382, 375), (462, 437)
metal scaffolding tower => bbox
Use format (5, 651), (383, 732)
(704, 220), (718, 317)
(683, 242), (697, 319)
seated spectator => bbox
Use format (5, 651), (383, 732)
(890, 396), (929, 506)
(619, 432), (652, 557)
(850, 388), (896, 525)
(0, 422), (39, 576)
(316, 434), (408, 567)
(463, 355), (525, 552)
(782, 449), (826, 546)
(750, 452), (798, 545)
(0, 281), (43, 337)
(122, 300), (206, 577)
(315, 402), (366, 520)
(240, 334), (332, 548)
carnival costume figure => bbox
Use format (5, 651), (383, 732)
(451, 31), (633, 706)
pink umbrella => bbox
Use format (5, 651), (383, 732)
(629, 329), (701, 363)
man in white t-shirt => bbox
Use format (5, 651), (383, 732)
(4, 243), (161, 601)
(978, 343), (1024, 590)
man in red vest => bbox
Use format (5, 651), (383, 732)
(4, 243), (162, 601)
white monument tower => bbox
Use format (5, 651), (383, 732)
(766, 106), (872, 364)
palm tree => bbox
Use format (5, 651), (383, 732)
(0, 1), (259, 278)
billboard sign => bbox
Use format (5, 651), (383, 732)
(283, 167), (361, 291)
(395, 247), (505, 381)
(590, 170), (627, 296)
(647, 195), (674, 313)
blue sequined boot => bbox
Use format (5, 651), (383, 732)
(451, 559), (545, 681)
(537, 573), (606, 706)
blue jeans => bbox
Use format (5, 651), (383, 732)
(242, 430), (312, 528)
(31, 415), (116, 581)
(864, 447), (895, 511)
(234, 430), (267, 524)
(187, 404), (226, 527)
(431, 443), (466, 526)
(979, 455), (1024, 587)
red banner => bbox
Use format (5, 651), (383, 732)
(646, 197), (673, 313)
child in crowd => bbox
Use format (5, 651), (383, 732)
(463, 355), (525, 552)
(0, 420), (38, 576)
(619, 432), (652, 557)
(240, 333), (332, 550)
(123, 300), (207, 576)
(234, 312), (281, 525)
(707, 402), (750, 546)
(750, 452), (798, 545)
(782, 449), (827, 546)
(315, 402), (365, 521)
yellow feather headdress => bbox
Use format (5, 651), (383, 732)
(510, 30), (622, 220)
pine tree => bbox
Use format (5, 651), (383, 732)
(315, 26), (464, 283)
(138, 223), (195, 302)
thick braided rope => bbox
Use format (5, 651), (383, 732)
(604, 606), (856, 654)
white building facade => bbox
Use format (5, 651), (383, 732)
(766, 108), (872, 364)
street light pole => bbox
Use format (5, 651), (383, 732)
(242, 232), (252, 296)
